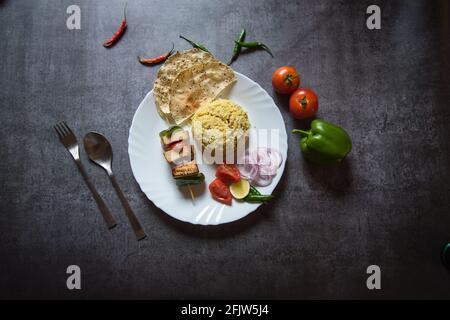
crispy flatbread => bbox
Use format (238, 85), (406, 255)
(169, 61), (236, 124)
(153, 48), (214, 118)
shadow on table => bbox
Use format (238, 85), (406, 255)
(302, 157), (353, 196)
(237, 47), (273, 59)
(134, 166), (289, 239)
(272, 90), (290, 109)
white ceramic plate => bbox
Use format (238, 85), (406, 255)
(128, 72), (287, 225)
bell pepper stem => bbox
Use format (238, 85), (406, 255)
(292, 129), (310, 136)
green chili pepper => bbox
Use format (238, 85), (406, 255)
(179, 35), (210, 53)
(235, 40), (273, 57)
(228, 28), (246, 65)
(292, 119), (352, 165)
(174, 173), (205, 186)
(243, 185), (274, 203)
(159, 125), (182, 138)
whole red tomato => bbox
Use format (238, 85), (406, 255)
(289, 88), (318, 119)
(272, 66), (300, 94)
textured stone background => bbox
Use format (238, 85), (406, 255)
(0, 0), (449, 299)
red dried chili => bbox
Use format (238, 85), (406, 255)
(138, 43), (175, 66)
(102, 3), (127, 48)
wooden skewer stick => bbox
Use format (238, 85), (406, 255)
(187, 185), (195, 205)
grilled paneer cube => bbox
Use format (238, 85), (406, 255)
(164, 145), (194, 165)
(172, 160), (199, 178)
(161, 129), (189, 148)
(166, 139), (186, 152)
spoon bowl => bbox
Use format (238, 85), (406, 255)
(84, 132), (113, 175)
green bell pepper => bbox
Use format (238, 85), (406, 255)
(174, 173), (205, 186)
(292, 119), (352, 164)
(159, 125), (182, 139)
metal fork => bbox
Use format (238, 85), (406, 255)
(54, 122), (117, 229)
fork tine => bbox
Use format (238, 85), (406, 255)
(58, 122), (69, 136)
(54, 124), (63, 139)
(62, 121), (74, 137)
(58, 123), (67, 136)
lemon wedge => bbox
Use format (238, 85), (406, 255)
(230, 179), (250, 199)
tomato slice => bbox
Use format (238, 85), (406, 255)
(215, 164), (240, 185)
(209, 178), (232, 205)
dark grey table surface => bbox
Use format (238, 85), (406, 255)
(1, 0), (449, 299)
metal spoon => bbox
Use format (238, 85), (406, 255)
(84, 132), (146, 240)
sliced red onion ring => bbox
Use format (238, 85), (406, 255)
(256, 147), (283, 168)
(245, 152), (255, 164)
(267, 148), (283, 168)
(238, 161), (259, 180)
(253, 173), (274, 187)
(236, 147), (283, 186)
(255, 148), (272, 166)
(259, 162), (278, 176)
